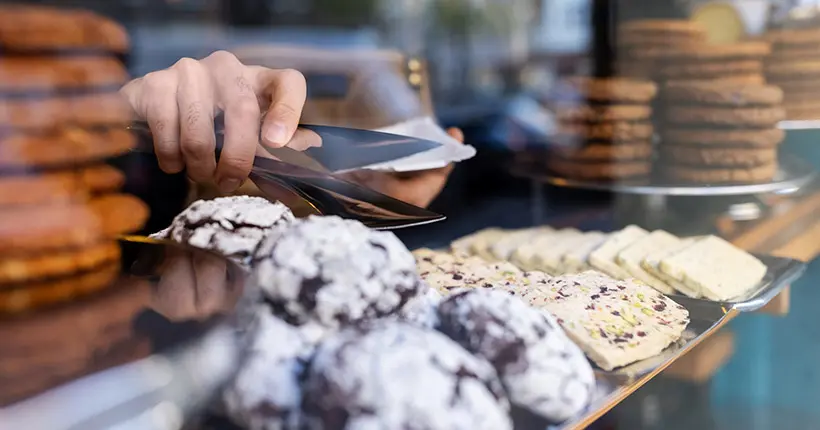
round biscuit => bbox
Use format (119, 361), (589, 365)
(665, 106), (786, 127)
(657, 60), (762, 79)
(562, 77), (658, 103)
(556, 121), (654, 141)
(0, 202), (103, 254)
(554, 142), (653, 161)
(0, 172), (87, 207)
(0, 240), (120, 285)
(662, 128), (784, 147)
(0, 127), (135, 169)
(0, 5), (129, 53)
(546, 159), (652, 180)
(632, 41), (771, 61)
(0, 57), (128, 94)
(89, 194), (149, 238)
(660, 145), (777, 167)
(80, 164), (125, 194)
(662, 163), (777, 184)
(553, 104), (652, 122)
(663, 81), (783, 106)
(0, 92), (132, 129)
(765, 60), (820, 78)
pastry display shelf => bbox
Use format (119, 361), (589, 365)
(779, 120), (820, 131)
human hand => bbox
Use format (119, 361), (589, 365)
(120, 50), (307, 192)
(342, 127), (464, 208)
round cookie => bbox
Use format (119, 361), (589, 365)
(633, 41), (771, 61)
(89, 193), (149, 238)
(553, 104), (652, 122)
(662, 128), (784, 147)
(657, 60), (762, 79)
(0, 127), (136, 169)
(152, 196), (295, 267)
(562, 77), (658, 103)
(663, 163), (777, 184)
(666, 74), (767, 85)
(0, 5), (129, 53)
(0, 202), (102, 254)
(665, 106), (786, 127)
(0, 171), (86, 207)
(663, 81), (784, 106)
(556, 122), (654, 142)
(251, 215), (423, 329)
(785, 101), (820, 120)
(0, 92), (132, 129)
(619, 19), (707, 38)
(395, 286), (442, 329)
(80, 164), (126, 194)
(222, 309), (314, 430)
(0, 261), (120, 314)
(301, 322), (513, 430)
(437, 289), (594, 423)
(554, 142), (653, 161)
(765, 28), (820, 48)
(547, 159), (651, 180)
(765, 60), (820, 79)
(767, 78), (820, 93)
(661, 146), (777, 167)
(0, 240), (120, 285)
(0, 57), (128, 94)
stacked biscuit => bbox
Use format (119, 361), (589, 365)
(548, 77), (658, 182)
(658, 80), (785, 184)
(616, 20), (708, 80)
(0, 5), (147, 314)
(764, 27), (820, 119)
(637, 40), (771, 86)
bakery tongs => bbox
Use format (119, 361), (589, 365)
(128, 120), (446, 230)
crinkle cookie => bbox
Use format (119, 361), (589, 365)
(301, 322), (513, 430)
(437, 289), (595, 423)
(222, 310), (314, 430)
(252, 216), (423, 329)
(395, 286), (442, 329)
(151, 196), (294, 266)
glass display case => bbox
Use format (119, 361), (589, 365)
(1, 1), (820, 429)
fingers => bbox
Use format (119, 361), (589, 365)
(191, 253), (228, 317)
(174, 58), (217, 184)
(446, 127), (465, 143)
(252, 67), (307, 148)
(202, 51), (260, 193)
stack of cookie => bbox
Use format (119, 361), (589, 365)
(658, 80), (785, 184)
(764, 27), (820, 119)
(548, 77), (658, 182)
(0, 4), (147, 314)
(616, 19), (708, 80)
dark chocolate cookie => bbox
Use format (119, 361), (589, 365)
(252, 216), (424, 330)
(301, 322), (513, 430)
(437, 289), (595, 423)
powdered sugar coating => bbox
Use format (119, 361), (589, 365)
(437, 289), (595, 423)
(252, 216), (423, 330)
(396, 286), (442, 329)
(301, 322), (513, 430)
(152, 196), (295, 266)
(222, 309), (314, 430)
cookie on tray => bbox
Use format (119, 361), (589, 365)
(0, 171), (86, 207)
(665, 106), (786, 127)
(0, 4), (129, 53)
(765, 28), (820, 48)
(553, 142), (653, 162)
(661, 127), (784, 147)
(546, 158), (651, 181)
(152, 196), (294, 266)
(553, 104), (652, 122)
(660, 146), (777, 168)
(561, 77), (658, 104)
(765, 60), (820, 79)
(556, 122), (654, 142)
(89, 193), (149, 238)
(633, 41), (771, 62)
(301, 322), (513, 430)
(222, 309), (314, 430)
(657, 60), (762, 80)
(437, 289), (595, 423)
(0, 92), (132, 129)
(252, 216), (423, 329)
(0, 201), (104, 254)
(0, 127), (136, 169)
(663, 163), (777, 184)
(663, 81), (784, 107)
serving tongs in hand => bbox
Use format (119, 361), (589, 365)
(128, 120), (445, 230)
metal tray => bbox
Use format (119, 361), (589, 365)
(509, 154), (816, 197)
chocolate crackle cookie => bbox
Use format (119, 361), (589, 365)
(395, 286), (442, 329)
(152, 196), (294, 266)
(437, 289), (594, 423)
(223, 309), (314, 430)
(252, 216), (423, 329)
(301, 322), (513, 430)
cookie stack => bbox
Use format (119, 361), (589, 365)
(637, 41), (771, 86)
(548, 77), (658, 182)
(0, 4), (147, 314)
(764, 28), (820, 120)
(616, 19), (708, 80)
(658, 80), (785, 184)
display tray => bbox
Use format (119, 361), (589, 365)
(780, 119), (820, 130)
(509, 154), (816, 196)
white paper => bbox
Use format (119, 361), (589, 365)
(356, 116), (477, 172)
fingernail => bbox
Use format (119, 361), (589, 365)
(264, 122), (289, 146)
(218, 178), (241, 193)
